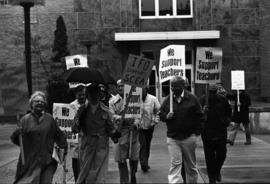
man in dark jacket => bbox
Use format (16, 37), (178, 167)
(199, 84), (232, 184)
(227, 90), (251, 145)
(159, 76), (203, 184)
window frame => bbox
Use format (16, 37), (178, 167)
(0, 0), (9, 6)
(139, 0), (193, 19)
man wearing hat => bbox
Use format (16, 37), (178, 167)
(199, 84), (232, 184)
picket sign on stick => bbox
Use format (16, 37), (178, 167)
(159, 45), (186, 113)
(121, 54), (155, 159)
(231, 70), (245, 112)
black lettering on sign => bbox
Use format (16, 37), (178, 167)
(74, 58), (81, 66)
(167, 48), (174, 57)
(205, 51), (213, 60)
(62, 107), (69, 117)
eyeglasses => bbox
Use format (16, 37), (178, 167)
(33, 100), (45, 104)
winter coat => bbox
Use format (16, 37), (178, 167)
(109, 94), (140, 162)
(231, 92), (251, 124)
(72, 102), (116, 184)
(10, 112), (67, 184)
(199, 93), (232, 140)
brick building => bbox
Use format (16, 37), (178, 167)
(0, 0), (269, 116)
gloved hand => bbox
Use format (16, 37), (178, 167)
(113, 130), (122, 139)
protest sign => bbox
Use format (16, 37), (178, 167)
(53, 103), (78, 143)
(65, 54), (88, 70)
(123, 85), (142, 119)
(159, 45), (185, 83)
(231, 70), (245, 90)
(159, 45), (185, 112)
(195, 47), (222, 84)
(122, 54), (155, 88)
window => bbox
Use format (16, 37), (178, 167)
(139, 0), (193, 19)
(0, 0), (8, 6)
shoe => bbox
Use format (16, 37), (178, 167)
(216, 173), (222, 182)
(227, 139), (234, 146)
(141, 165), (149, 173)
(244, 142), (251, 145)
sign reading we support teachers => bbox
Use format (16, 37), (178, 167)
(159, 45), (185, 83)
(53, 103), (78, 143)
(124, 85), (142, 118)
(195, 47), (222, 84)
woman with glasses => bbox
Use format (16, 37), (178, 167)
(10, 91), (67, 184)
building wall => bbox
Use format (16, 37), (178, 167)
(0, 0), (268, 115)
(74, 0), (262, 99)
(0, 0), (83, 115)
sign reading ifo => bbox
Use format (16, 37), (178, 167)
(122, 54), (155, 88)
(53, 103), (78, 143)
(195, 47), (222, 84)
(231, 70), (245, 90)
(159, 45), (185, 83)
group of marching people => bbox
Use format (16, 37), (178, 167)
(10, 76), (251, 184)
(10, 78), (160, 184)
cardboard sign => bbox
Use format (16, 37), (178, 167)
(53, 103), (78, 143)
(231, 70), (245, 90)
(65, 55), (88, 70)
(159, 45), (185, 83)
(195, 47), (222, 84)
(123, 85), (142, 119)
(122, 54), (155, 88)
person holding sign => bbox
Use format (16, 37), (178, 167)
(70, 85), (88, 182)
(227, 90), (252, 145)
(109, 79), (140, 184)
(72, 84), (121, 184)
(138, 86), (160, 173)
(199, 84), (232, 183)
(10, 91), (68, 184)
(159, 76), (203, 184)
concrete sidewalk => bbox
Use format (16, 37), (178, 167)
(1, 123), (270, 183)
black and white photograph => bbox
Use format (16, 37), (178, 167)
(0, 0), (270, 183)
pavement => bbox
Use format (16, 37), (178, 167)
(0, 123), (270, 183)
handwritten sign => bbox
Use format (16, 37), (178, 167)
(122, 54), (155, 88)
(195, 47), (222, 84)
(123, 85), (142, 118)
(159, 45), (185, 83)
(53, 103), (78, 143)
(231, 70), (245, 90)
(65, 55), (88, 70)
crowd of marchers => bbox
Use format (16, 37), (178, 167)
(10, 76), (251, 184)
